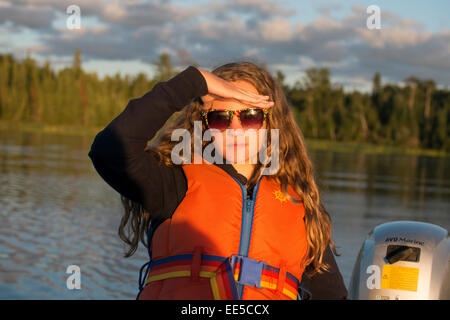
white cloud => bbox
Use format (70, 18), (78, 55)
(1, 0), (449, 86)
(259, 17), (293, 42)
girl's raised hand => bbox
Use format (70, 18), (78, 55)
(196, 68), (274, 111)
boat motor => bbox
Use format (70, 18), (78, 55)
(349, 221), (449, 300)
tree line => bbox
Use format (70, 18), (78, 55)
(0, 51), (448, 151)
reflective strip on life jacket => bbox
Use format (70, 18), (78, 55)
(145, 253), (239, 300)
(145, 253), (300, 300)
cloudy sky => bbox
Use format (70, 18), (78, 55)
(1, 0), (449, 90)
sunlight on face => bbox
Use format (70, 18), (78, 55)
(210, 80), (267, 164)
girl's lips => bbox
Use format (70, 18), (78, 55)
(227, 143), (248, 147)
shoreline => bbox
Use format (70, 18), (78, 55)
(304, 138), (449, 158)
(1, 120), (448, 158)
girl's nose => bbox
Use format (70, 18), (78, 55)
(229, 113), (243, 130)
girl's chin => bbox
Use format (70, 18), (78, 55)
(213, 146), (259, 163)
(221, 154), (257, 164)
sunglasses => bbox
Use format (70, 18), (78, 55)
(200, 107), (271, 131)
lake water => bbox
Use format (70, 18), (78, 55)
(1, 129), (449, 299)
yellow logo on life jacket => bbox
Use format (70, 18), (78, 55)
(273, 190), (288, 203)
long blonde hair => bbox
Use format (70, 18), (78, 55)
(119, 61), (337, 276)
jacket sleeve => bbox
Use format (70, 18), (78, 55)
(88, 66), (209, 216)
(300, 244), (348, 299)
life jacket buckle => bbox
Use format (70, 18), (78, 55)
(230, 254), (264, 289)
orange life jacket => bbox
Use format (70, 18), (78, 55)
(137, 160), (309, 300)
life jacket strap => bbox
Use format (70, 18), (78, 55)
(230, 254), (300, 300)
(145, 253), (239, 300)
(144, 253), (300, 300)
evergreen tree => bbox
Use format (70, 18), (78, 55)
(0, 52), (449, 152)
(153, 53), (177, 81)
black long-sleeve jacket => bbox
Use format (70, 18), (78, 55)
(88, 65), (348, 299)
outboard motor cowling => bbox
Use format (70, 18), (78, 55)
(349, 221), (449, 300)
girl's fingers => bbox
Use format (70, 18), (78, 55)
(241, 95), (274, 108)
(243, 94), (273, 107)
(211, 82), (274, 108)
(236, 92), (270, 105)
(259, 101), (274, 109)
(243, 92), (269, 101)
(231, 86), (264, 98)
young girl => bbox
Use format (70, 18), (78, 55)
(88, 62), (347, 300)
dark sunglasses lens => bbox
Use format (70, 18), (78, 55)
(240, 109), (265, 129)
(207, 111), (230, 130)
